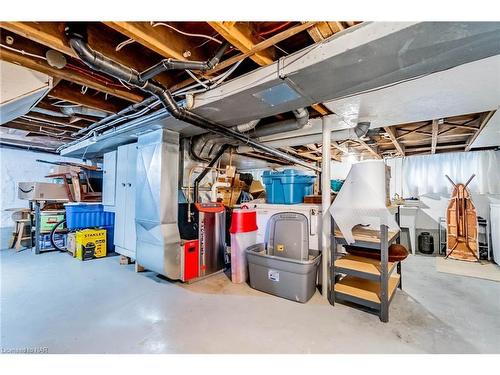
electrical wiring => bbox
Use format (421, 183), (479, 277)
(173, 59), (244, 97)
(37, 127), (68, 137)
(185, 70), (209, 89)
(67, 99), (161, 148)
(150, 22), (223, 44)
(258, 22), (292, 37)
(0, 42), (47, 60)
(51, 101), (80, 108)
(116, 38), (135, 51)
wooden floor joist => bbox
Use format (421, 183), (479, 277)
(0, 48), (142, 103)
(431, 119), (439, 154)
(383, 126), (405, 156)
(465, 110), (496, 151)
(357, 139), (382, 159)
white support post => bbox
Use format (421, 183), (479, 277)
(321, 116), (332, 299)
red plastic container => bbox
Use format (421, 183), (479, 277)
(229, 206), (258, 233)
(230, 206), (258, 283)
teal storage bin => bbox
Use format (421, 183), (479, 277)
(262, 169), (316, 204)
(330, 179), (344, 193)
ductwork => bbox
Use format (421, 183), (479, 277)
(135, 128), (181, 279)
(190, 107), (309, 161)
(31, 107), (68, 118)
(250, 107), (309, 138)
(190, 119), (260, 161)
(64, 23), (319, 172)
(237, 121), (370, 152)
(60, 105), (108, 118)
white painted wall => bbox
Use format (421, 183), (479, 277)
(0, 147), (82, 228)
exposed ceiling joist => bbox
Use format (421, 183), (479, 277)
(6, 120), (75, 139)
(0, 47), (142, 102)
(357, 139), (382, 159)
(208, 22), (276, 66)
(465, 110), (496, 151)
(431, 119), (439, 154)
(170, 21), (318, 92)
(304, 21), (340, 43)
(104, 22), (206, 62)
(1, 22), (176, 88)
(331, 141), (348, 154)
(396, 123), (431, 140)
(383, 126), (405, 156)
(406, 144), (466, 154)
(49, 81), (124, 113)
(22, 113), (85, 130)
(209, 22), (329, 117)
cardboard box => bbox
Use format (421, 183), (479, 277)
(67, 232), (76, 257)
(219, 187), (242, 207)
(74, 228), (107, 261)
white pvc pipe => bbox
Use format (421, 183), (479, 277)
(211, 181), (230, 202)
(321, 116), (333, 300)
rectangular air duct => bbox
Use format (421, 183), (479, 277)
(135, 128), (182, 279)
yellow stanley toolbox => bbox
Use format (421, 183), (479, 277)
(74, 229), (107, 261)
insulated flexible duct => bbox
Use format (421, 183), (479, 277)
(64, 23), (319, 172)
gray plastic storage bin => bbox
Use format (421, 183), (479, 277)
(246, 243), (321, 303)
(267, 212), (309, 261)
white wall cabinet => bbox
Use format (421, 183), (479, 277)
(113, 143), (137, 258)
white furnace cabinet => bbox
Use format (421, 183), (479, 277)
(111, 143), (137, 259)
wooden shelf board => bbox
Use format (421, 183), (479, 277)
(334, 227), (399, 243)
(335, 274), (400, 305)
(335, 254), (396, 276)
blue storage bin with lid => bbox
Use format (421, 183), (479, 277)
(262, 169), (316, 204)
(65, 203), (115, 230)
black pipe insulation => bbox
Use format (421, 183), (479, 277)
(138, 42), (229, 82)
(64, 23), (319, 172)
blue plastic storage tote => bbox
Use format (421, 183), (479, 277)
(65, 203), (115, 230)
(262, 169), (316, 204)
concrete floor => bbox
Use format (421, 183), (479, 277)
(1, 248), (499, 354)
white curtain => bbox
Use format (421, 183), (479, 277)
(402, 150), (500, 196)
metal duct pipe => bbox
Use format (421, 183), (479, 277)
(237, 121), (371, 153)
(60, 105), (108, 118)
(191, 107), (308, 161)
(191, 119), (260, 161)
(31, 107), (68, 118)
(250, 107), (309, 138)
(65, 24), (319, 172)
(139, 42), (229, 82)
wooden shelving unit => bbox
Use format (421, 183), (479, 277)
(329, 223), (401, 322)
